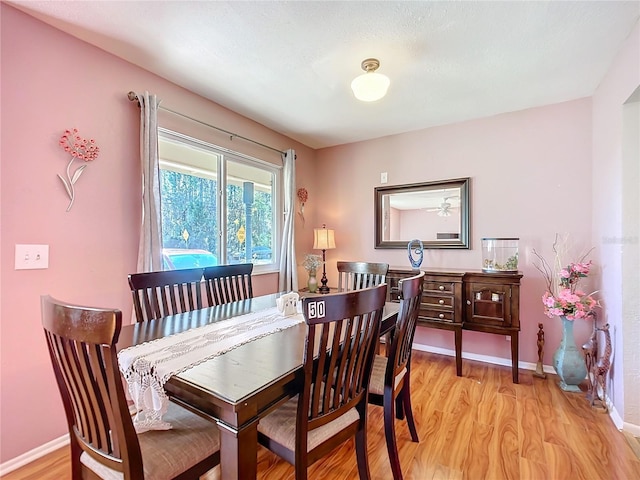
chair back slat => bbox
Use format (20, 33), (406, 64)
(128, 268), (205, 322)
(301, 285), (387, 435)
(203, 263), (254, 306)
(41, 295), (142, 477)
(337, 261), (389, 292)
(388, 272), (425, 385)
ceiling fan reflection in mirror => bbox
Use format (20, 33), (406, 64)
(427, 196), (459, 217)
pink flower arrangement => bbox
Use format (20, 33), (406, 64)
(534, 236), (599, 320)
(541, 261), (598, 319)
(58, 128), (99, 211)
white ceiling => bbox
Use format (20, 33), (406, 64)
(8, 1), (640, 149)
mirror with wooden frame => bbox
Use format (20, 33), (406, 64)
(374, 178), (470, 249)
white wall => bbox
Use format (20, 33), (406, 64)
(592, 19), (640, 432)
(621, 95), (640, 430)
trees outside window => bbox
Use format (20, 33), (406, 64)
(158, 130), (279, 271)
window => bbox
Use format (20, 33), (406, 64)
(158, 129), (280, 272)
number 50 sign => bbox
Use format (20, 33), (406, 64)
(306, 301), (325, 319)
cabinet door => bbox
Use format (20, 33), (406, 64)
(465, 282), (513, 327)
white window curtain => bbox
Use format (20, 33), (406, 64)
(279, 149), (298, 292)
(135, 91), (163, 273)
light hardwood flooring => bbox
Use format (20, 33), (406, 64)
(3, 351), (639, 480)
(623, 431), (640, 462)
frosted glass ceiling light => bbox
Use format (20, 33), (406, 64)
(350, 58), (390, 102)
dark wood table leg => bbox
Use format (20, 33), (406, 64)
(454, 327), (463, 377)
(216, 418), (258, 479)
(511, 331), (519, 383)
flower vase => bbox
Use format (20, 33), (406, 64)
(553, 316), (587, 392)
(307, 269), (318, 293)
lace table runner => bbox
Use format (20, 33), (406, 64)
(118, 306), (304, 433)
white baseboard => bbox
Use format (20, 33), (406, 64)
(623, 420), (640, 437)
(411, 342), (556, 373)
(0, 434), (69, 476)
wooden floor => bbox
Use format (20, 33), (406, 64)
(4, 351), (639, 480)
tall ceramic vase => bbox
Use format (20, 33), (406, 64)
(553, 316), (587, 392)
(307, 269), (318, 293)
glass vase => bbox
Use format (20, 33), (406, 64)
(553, 316), (587, 392)
(307, 269), (318, 293)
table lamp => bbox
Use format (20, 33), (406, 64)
(313, 224), (336, 294)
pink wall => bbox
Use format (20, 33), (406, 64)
(315, 98), (594, 366)
(0, 5), (316, 463)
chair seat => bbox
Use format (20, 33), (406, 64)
(369, 354), (406, 396)
(81, 401), (220, 480)
(258, 395), (360, 452)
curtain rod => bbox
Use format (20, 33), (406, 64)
(127, 91), (285, 155)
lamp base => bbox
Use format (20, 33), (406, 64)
(318, 249), (330, 294)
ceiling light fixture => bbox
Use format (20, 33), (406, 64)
(350, 58), (390, 102)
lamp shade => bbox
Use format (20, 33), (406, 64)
(313, 227), (336, 250)
(350, 72), (390, 102)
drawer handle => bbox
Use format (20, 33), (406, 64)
(467, 300), (471, 305)
(438, 299), (445, 305)
(438, 285), (445, 291)
(438, 313), (445, 319)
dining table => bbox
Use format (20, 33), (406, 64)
(116, 292), (400, 480)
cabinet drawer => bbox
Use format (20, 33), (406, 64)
(424, 281), (455, 294)
(419, 308), (457, 323)
(422, 295), (454, 309)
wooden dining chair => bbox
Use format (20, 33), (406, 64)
(337, 261), (389, 292)
(203, 263), (253, 305)
(368, 271), (424, 480)
(257, 284), (388, 480)
(40, 295), (220, 480)
(128, 267), (205, 322)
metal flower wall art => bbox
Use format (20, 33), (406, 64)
(297, 187), (308, 226)
(57, 128), (99, 211)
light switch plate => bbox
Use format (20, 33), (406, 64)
(15, 244), (49, 270)
(381, 172), (388, 184)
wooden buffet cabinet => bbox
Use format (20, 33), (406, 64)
(387, 267), (523, 383)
